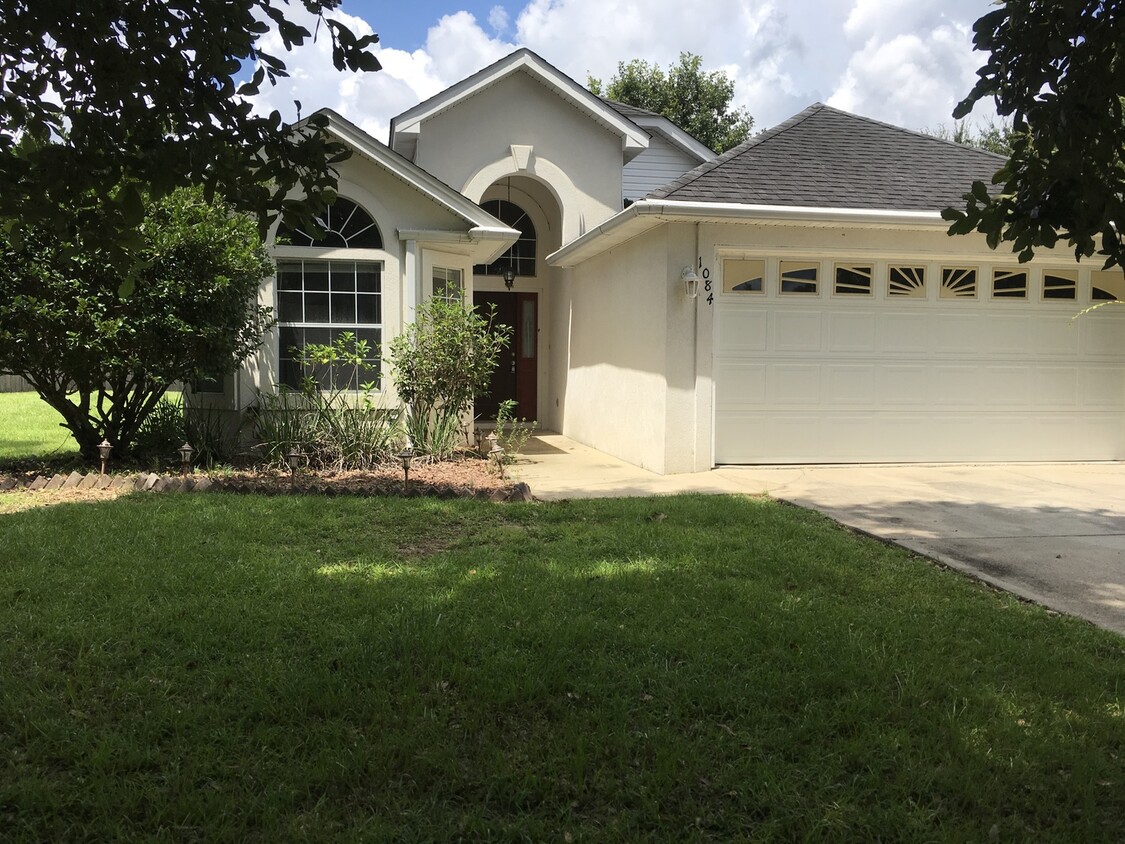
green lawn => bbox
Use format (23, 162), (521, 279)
(0, 391), (78, 460)
(1, 493), (1122, 841)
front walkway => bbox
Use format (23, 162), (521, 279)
(513, 433), (1125, 635)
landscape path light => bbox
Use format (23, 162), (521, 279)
(398, 440), (414, 493)
(285, 446), (304, 489)
(178, 442), (195, 476)
(97, 438), (113, 476)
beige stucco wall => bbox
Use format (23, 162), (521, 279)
(560, 217), (1123, 474)
(413, 71), (625, 243)
(562, 226), (679, 473)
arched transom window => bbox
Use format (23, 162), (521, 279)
(474, 199), (536, 277)
(277, 197), (383, 249)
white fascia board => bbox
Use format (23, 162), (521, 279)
(548, 200), (948, 267)
(632, 117), (715, 162)
(320, 114), (503, 231)
(391, 50), (649, 156)
(398, 226), (521, 265)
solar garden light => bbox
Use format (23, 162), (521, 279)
(178, 442), (195, 476)
(474, 426), (485, 456)
(284, 446), (304, 488)
(398, 440), (414, 492)
(97, 438), (113, 476)
(488, 433), (505, 478)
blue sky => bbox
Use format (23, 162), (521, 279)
(249, 0), (998, 144)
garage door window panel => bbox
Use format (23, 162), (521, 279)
(1092, 270), (1125, 301)
(941, 267), (978, 299)
(888, 266), (926, 298)
(1043, 269), (1077, 300)
(992, 269), (1028, 299)
(780, 261), (819, 295)
(723, 259), (765, 294)
(834, 264), (872, 296)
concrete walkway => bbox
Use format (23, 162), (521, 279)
(513, 433), (1125, 635)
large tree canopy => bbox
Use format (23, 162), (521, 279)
(588, 53), (754, 154)
(0, 0), (380, 284)
(944, 0), (1124, 270)
(0, 187), (274, 461)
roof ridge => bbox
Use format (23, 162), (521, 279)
(647, 103), (828, 199)
(812, 102), (1009, 163)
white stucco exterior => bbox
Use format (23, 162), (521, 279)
(217, 48), (1125, 474)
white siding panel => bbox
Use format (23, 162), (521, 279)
(622, 135), (705, 200)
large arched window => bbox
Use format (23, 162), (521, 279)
(474, 199), (536, 277)
(275, 197), (383, 390)
(276, 197), (383, 249)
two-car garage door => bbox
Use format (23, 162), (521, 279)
(714, 259), (1125, 464)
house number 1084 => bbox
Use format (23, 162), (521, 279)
(698, 257), (713, 305)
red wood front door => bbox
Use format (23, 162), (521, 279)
(473, 291), (537, 421)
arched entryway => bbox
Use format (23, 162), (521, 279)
(472, 175), (561, 422)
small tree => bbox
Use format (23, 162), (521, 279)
(0, 187), (273, 461)
(588, 53), (754, 153)
(389, 299), (509, 459)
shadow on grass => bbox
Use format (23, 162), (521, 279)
(1, 493), (1122, 841)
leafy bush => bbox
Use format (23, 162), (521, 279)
(251, 332), (401, 470)
(0, 185), (273, 462)
(132, 395), (186, 460)
(389, 299), (509, 459)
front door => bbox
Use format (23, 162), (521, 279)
(473, 291), (538, 420)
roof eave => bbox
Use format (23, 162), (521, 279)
(548, 200), (948, 268)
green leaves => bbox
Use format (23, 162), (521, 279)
(589, 52), (754, 154)
(0, 0), (382, 276)
(949, 0), (1125, 271)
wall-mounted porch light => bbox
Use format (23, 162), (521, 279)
(503, 267), (516, 290)
(681, 267), (700, 298)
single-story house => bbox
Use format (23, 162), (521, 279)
(197, 48), (1125, 473)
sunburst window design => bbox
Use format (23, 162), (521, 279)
(940, 267), (978, 299)
(888, 266), (926, 298)
(276, 198), (383, 249)
(834, 264), (872, 295)
(1043, 269), (1077, 300)
(1092, 270), (1125, 301)
(474, 200), (536, 277)
(779, 261), (818, 294)
(992, 268), (1027, 298)
(723, 258), (765, 293)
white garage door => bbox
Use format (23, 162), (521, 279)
(714, 259), (1125, 464)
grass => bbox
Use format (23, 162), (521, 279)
(0, 391), (78, 461)
(1, 493), (1122, 841)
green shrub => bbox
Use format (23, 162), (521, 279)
(389, 299), (509, 459)
(131, 396), (185, 459)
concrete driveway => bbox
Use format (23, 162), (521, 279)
(715, 463), (1125, 636)
(515, 435), (1125, 635)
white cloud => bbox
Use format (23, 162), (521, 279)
(247, 0), (996, 145)
(488, 5), (511, 34)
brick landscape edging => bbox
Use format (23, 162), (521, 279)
(0, 472), (535, 502)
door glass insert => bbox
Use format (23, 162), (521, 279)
(521, 299), (535, 359)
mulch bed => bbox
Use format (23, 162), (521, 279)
(0, 456), (532, 513)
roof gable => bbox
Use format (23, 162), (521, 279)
(648, 103), (1005, 212)
(602, 98), (715, 163)
(307, 108), (516, 234)
(389, 49), (650, 161)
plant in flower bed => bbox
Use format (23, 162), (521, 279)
(390, 298), (509, 459)
(251, 332), (402, 471)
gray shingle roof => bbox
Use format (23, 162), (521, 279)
(647, 103), (1005, 211)
(601, 98), (663, 120)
